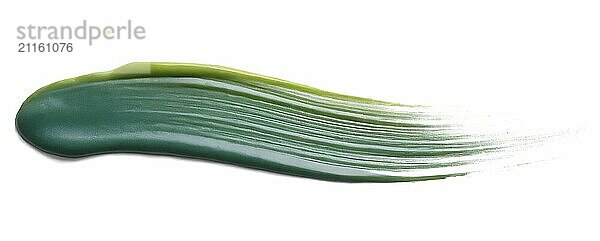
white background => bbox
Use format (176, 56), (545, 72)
(1, 1), (599, 240)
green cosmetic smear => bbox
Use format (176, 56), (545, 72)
(16, 62), (532, 182)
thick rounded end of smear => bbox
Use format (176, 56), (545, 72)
(15, 91), (91, 158)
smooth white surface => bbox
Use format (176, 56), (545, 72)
(0, 1), (598, 240)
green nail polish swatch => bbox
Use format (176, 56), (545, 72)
(16, 63), (532, 182)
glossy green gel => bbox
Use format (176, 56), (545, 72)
(17, 62), (519, 182)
